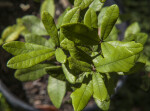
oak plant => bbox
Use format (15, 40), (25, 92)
(2, 0), (147, 110)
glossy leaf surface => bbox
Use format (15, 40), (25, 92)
(101, 5), (119, 40)
(74, 0), (94, 10)
(84, 8), (98, 28)
(42, 12), (59, 46)
(7, 49), (55, 69)
(92, 72), (108, 101)
(3, 41), (50, 55)
(71, 81), (93, 111)
(93, 42), (143, 73)
(55, 48), (67, 63)
(47, 76), (66, 108)
(15, 64), (49, 81)
(61, 23), (99, 45)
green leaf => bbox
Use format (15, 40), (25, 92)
(61, 23), (99, 45)
(95, 98), (110, 110)
(15, 64), (50, 81)
(2, 25), (25, 43)
(76, 72), (91, 83)
(92, 72), (108, 101)
(89, 0), (104, 12)
(99, 0), (106, 3)
(55, 48), (67, 63)
(124, 33), (148, 45)
(24, 34), (47, 46)
(100, 5), (119, 40)
(40, 0), (55, 18)
(68, 57), (92, 73)
(124, 22), (141, 38)
(71, 81), (93, 111)
(63, 40), (92, 63)
(84, 8), (98, 28)
(107, 41), (143, 54)
(74, 0), (94, 10)
(57, 7), (71, 29)
(104, 26), (118, 41)
(62, 64), (76, 84)
(42, 12), (59, 46)
(47, 76), (66, 108)
(22, 15), (47, 35)
(3, 41), (51, 55)
(7, 49), (55, 69)
(45, 66), (66, 80)
(62, 7), (80, 25)
(25, 33), (55, 49)
(98, 7), (108, 27)
(93, 42), (143, 73)
(60, 7), (80, 42)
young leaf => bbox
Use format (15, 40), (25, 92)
(40, 0), (55, 18)
(3, 41), (51, 55)
(100, 5), (119, 40)
(84, 8), (98, 28)
(89, 0), (104, 12)
(71, 81), (93, 111)
(7, 49), (55, 69)
(124, 22), (141, 38)
(47, 76), (66, 108)
(68, 57), (92, 73)
(15, 64), (50, 81)
(62, 64), (76, 84)
(61, 23), (99, 45)
(42, 12), (59, 46)
(60, 7), (80, 42)
(74, 0), (94, 10)
(93, 42), (143, 73)
(55, 48), (67, 63)
(92, 72), (108, 101)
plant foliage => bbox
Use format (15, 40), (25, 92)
(2, 0), (148, 111)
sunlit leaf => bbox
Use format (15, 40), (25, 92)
(100, 5), (119, 40)
(15, 64), (50, 81)
(47, 76), (66, 108)
(7, 49), (55, 69)
(71, 81), (93, 111)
